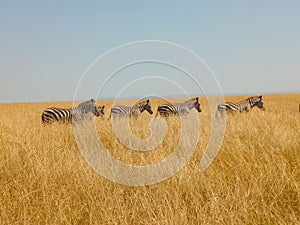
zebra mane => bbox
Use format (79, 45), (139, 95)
(184, 97), (198, 105)
(73, 99), (96, 114)
(73, 99), (92, 108)
(243, 96), (262, 104)
(133, 99), (149, 109)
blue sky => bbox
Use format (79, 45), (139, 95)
(0, 1), (299, 103)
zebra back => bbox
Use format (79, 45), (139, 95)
(42, 107), (73, 124)
(216, 95), (264, 117)
(157, 97), (201, 117)
(110, 99), (153, 118)
(42, 99), (102, 124)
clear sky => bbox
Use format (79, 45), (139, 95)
(0, 1), (299, 103)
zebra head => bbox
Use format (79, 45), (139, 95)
(194, 97), (202, 112)
(97, 105), (105, 117)
(89, 99), (101, 116)
(186, 97), (202, 112)
(137, 99), (153, 115)
(251, 95), (265, 111)
(78, 99), (101, 116)
(256, 96), (265, 111)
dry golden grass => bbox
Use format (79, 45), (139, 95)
(0, 94), (299, 224)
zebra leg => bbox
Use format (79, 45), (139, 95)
(215, 105), (223, 118)
(108, 111), (112, 121)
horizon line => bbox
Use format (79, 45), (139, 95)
(0, 90), (299, 104)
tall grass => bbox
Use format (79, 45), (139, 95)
(0, 94), (299, 224)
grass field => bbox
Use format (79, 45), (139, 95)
(1, 94), (299, 224)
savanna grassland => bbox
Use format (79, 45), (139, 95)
(1, 94), (300, 225)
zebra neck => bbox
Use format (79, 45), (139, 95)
(187, 102), (194, 110)
(239, 106), (246, 112)
(138, 104), (145, 112)
(239, 100), (255, 112)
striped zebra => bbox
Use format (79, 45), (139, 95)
(109, 99), (153, 118)
(215, 95), (265, 117)
(42, 99), (104, 124)
(156, 97), (202, 117)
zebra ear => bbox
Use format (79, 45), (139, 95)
(147, 99), (149, 103)
(196, 97), (199, 102)
(259, 95), (262, 101)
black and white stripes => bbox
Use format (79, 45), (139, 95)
(110, 99), (153, 118)
(42, 95), (265, 124)
(42, 99), (104, 124)
(156, 97), (202, 117)
(216, 95), (265, 117)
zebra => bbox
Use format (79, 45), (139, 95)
(109, 99), (153, 119)
(97, 105), (105, 118)
(42, 99), (104, 124)
(156, 97), (202, 117)
(215, 95), (265, 117)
